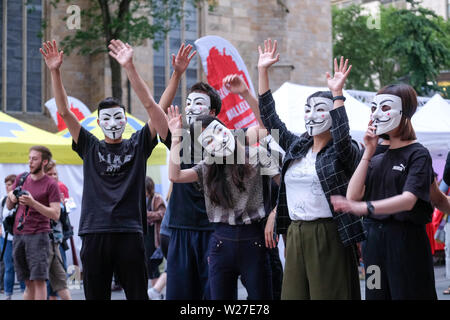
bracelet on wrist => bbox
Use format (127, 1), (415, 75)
(332, 95), (346, 102)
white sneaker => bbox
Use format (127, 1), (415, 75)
(147, 287), (163, 300)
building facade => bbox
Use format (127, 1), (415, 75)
(1, 0), (332, 131)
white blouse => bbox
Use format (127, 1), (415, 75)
(284, 148), (333, 221)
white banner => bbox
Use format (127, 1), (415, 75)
(195, 36), (257, 129)
(44, 96), (91, 131)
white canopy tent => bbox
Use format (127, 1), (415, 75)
(0, 112), (169, 270)
(412, 94), (450, 155)
(412, 94), (450, 179)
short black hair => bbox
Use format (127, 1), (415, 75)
(97, 97), (126, 116)
(188, 82), (221, 116)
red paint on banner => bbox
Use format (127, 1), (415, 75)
(56, 103), (86, 131)
(206, 47), (256, 129)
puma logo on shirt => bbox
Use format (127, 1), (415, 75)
(392, 163), (406, 172)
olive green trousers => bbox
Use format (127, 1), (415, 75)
(281, 219), (361, 300)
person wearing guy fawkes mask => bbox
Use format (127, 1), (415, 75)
(158, 82), (221, 300)
(155, 43), (266, 299)
(331, 84), (440, 300)
(255, 39), (364, 300)
(41, 39), (169, 300)
(167, 105), (280, 300)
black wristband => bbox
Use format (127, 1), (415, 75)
(332, 95), (346, 102)
(366, 201), (374, 218)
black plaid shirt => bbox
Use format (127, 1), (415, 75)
(259, 90), (366, 247)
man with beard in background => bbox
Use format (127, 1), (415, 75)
(5, 146), (60, 300)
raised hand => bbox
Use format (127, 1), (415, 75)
(326, 56), (352, 95)
(172, 43), (197, 75)
(223, 74), (249, 96)
(40, 40), (63, 71)
(167, 105), (183, 135)
(108, 39), (133, 68)
(258, 39), (280, 69)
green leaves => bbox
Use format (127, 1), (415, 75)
(332, 3), (450, 96)
(40, 0), (214, 102)
(44, 0), (209, 54)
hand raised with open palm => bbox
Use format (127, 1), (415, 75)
(172, 43), (197, 75)
(258, 39), (280, 69)
(326, 56), (352, 95)
(108, 39), (134, 68)
(40, 40), (64, 71)
(167, 105), (183, 135)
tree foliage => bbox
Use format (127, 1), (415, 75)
(332, 0), (450, 96)
(43, 0), (213, 102)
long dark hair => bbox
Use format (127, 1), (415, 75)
(192, 115), (254, 209)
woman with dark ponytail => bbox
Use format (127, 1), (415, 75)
(167, 108), (280, 300)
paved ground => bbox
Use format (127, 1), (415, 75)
(3, 265), (449, 300)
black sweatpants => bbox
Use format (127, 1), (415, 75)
(81, 233), (149, 300)
(362, 218), (437, 300)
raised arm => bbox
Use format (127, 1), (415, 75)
(326, 57), (360, 170)
(257, 39), (299, 151)
(108, 39), (168, 140)
(326, 56), (352, 111)
(223, 74), (267, 145)
(167, 106), (199, 183)
(40, 40), (81, 143)
(258, 39), (280, 96)
(159, 43), (197, 114)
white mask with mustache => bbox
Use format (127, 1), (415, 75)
(370, 94), (403, 135)
(197, 120), (235, 158)
(185, 92), (211, 126)
(304, 97), (334, 136)
(99, 107), (127, 140)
